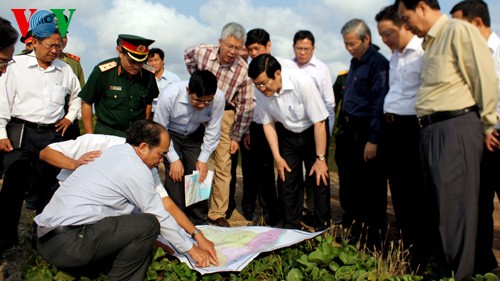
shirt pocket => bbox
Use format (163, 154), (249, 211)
(288, 103), (305, 122)
(51, 85), (68, 106)
(104, 89), (126, 109)
(402, 60), (423, 96)
(422, 55), (452, 86)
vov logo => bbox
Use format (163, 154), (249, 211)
(11, 9), (76, 38)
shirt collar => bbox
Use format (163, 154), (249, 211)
(401, 35), (424, 54)
(423, 14), (448, 50)
(294, 55), (318, 68)
(277, 70), (293, 97)
(354, 45), (377, 63)
(26, 53), (61, 71)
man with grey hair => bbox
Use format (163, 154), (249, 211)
(184, 22), (253, 227)
(336, 18), (389, 249)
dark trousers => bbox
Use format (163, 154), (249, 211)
(275, 123), (330, 229)
(0, 124), (62, 242)
(420, 112), (482, 281)
(475, 131), (500, 274)
(380, 114), (437, 268)
(36, 214), (160, 281)
(335, 116), (387, 246)
(228, 137), (249, 217)
(163, 126), (207, 225)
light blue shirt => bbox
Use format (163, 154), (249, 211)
(153, 81), (225, 163)
(35, 144), (193, 252)
(152, 69), (181, 113)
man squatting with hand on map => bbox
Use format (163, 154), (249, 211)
(35, 120), (218, 280)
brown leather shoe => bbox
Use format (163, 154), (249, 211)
(208, 217), (230, 227)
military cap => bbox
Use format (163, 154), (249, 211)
(20, 30), (33, 45)
(118, 34), (155, 62)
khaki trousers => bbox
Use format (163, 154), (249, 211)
(208, 109), (235, 220)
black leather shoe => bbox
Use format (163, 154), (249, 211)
(208, 217), (230, 227)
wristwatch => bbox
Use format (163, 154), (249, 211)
(316, 154), (326, 161)
(191, 228), (201, 240)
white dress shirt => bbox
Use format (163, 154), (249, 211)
(487, 32), (500, 129)
(384, 36), (424, 115)
(153, 81), (225, 163)
(35, 144), (193, 252)
(48, 134), (168, 198)
(290, 55), (335, 135)
(258, 68), (329, 133)
(0, 54), (81, 139)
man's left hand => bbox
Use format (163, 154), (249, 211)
(55, 118), (72, 136)
(309, 159), (329, 186)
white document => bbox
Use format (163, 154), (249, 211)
(184, 170), (213, 207)
(157, 225), (323, 275)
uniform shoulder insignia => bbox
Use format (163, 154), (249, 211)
(99, 61), (118, 72)
(338, 70), (348, 76)
(142, 63), (155, 74)
(66, 53), (81, 62)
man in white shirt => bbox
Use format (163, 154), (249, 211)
(375, 5), (433, 271)
(154, 70), (224, 225)
(0, 13), (81, 254)
(35, 120), (217, 280)
(147, 47), (181, 118)
(248, 54), (330, 230)
(450, 0), (500, 274)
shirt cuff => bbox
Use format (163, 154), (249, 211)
(198, 151), (210, 163)
(0, 128), (7, 139)
(166, 150), (180, 163)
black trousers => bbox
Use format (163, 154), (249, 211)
(379, 114), (437, 268)
(275, 123), (330, 229)
(420, 112), (482, 281)
(0, 124), (62, 242)
(36, 214), (160, 281)
(475, 130), (500, 274)
(335, 115), (387, 246)
(163, 126), (207, 225)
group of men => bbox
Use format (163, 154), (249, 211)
(1, 0), (500, 279)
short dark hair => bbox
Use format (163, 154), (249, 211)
(245, 28), (270, 47)
(394, 0), (440, 11)
(293, 30), (315, 46)
(248, 54), (281, 80)
(450, 0), (490, 27)
(126, 120), (167, 148)
(148, 48), (165, 60)
(375, 5), (403, 27)
(0, 17), (19, 50)
(189, 70), (218, 98)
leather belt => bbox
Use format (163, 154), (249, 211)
(11, 117), (56, 130)
(224, 103), (236, 111)
(38, 225), (84, 244)
(418, 106), (477, 128)
(384, 113), (417, 124)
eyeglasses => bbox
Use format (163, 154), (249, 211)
(39, 41), (64, 51)
(0, 59), (15, 68)
(253, 78), (273, 89)
(294, 46), (313, 53)
(190, 95), (214, 105)
(223, 42), (243, 52)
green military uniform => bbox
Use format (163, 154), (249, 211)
(78, 57), (159, 137)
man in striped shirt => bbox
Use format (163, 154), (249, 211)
(184, 22), (253, 227)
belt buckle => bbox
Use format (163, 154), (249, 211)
(344, 116), (349, 124)
(385, 114), (396, 123)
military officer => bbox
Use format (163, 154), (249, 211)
(79, 34), (159, 137)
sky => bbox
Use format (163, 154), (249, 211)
(2, 0), (500, 81)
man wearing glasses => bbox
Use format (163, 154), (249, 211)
(0, 12), (81, 254)
(248, 54), (331, 231)
(154, 70), (224, 225)
(79, 34), (159, 138)
(184, 22), (253, 227)
(0, 17), (17, 77)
